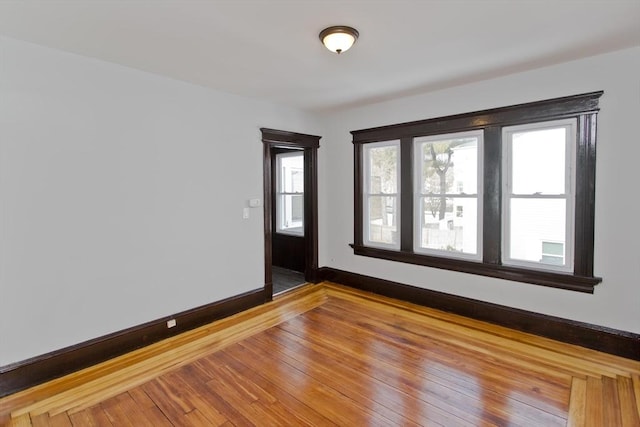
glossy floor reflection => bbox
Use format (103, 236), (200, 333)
(3, 283), (639, 426)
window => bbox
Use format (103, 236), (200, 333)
(351, 92), (603, 293)
(414, 131), (483, 260)
(502, 120), (575, 272)
(363, 140), (400, 249)
(276, 152), (304, 236)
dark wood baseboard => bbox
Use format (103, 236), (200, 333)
(318, 267), (640, 360)
(0, 288), (267, 397)
(3, 269), (637, 398)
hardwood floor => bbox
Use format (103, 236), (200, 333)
(1, 282), (639, 426)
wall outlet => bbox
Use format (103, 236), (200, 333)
(167, 319), (177, 328)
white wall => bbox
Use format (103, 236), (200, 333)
(319, 47), (640, 334)
(0, 36), (321, 366)
(1, 36), (637, 369)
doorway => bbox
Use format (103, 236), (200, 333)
(261, 128), (320, 299)
(272, 149), (305, 294)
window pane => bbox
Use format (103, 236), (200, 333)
(418, 136), (478, 195)
(511, 127), (566, 194)
(541, 241), (564, 265)
(367, 145), (398, 194)
(542, 241), (564, 256)
(278, 194), (304, 234)
(540, 255), (564, 265)
(276, 152), (304, 236)
(508, 198), (566, 266)
(280, 154), (304, 193)
(368, 196), (398, 245)
(418, 197), (477, 254)
(289, 194), (304, 223)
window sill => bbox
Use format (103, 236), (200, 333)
(276, 231), (304, 237)
(350, 244), (601, 293)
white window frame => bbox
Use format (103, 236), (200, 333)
(413, 130), (484, 261)
(501, 119), (576, 273)
(363, 140), (401, 250)
(276, 151), (304, 236)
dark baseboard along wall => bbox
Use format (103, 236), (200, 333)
(2, 267), (638, 398)
(0, 288), (267, 398)
(318, 267), (640, 361)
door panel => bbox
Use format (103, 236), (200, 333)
(272, 233), (305, 272)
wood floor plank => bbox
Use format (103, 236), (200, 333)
(141, 378), (202, 427)
(318, 299), (572, 388)
(289, 302), (570, 417)
(2, 282), (639, 426)
(160, 370), (230, 426)
(618, 375), (640, 427)
(602, 376), (623, 426)
(3, 415), (31, 427)
(182, 409), (223, 426)
(323, 295), (617, 380)
(323, 282), (640, 374)
(260, 321), (458, 424)
(133, 406), (173, 427)
(85, 405), (113, 427)
(318, 297), (577, 384)
(43, 413), (71, 427)
(245, 330), (428, 426)
(29, 414), (49, 427)
(148, 375), (195, 415)
(196, 356), (319, 427)
(98, 395), (135, 427)
(585, 376), (603, 427)
(111, 391), (173, 427)
(273, 306), (565, 426)
(222, 342), (407, 426)
(125, 388), (155, 410)
(567, 377), (587, 427)
(68, 411), (97, 427)
(633, 374), (640, 419)
(194, 357), (319, 427)
(200, 354), (338, 427)
(2, 285), (327, 420)
(202, 372), (311, 427)
(170, 364), (256, 427)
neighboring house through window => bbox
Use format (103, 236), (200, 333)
(502, 119), (575, 273)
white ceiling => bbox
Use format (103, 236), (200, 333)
(0, 0), (639, 112)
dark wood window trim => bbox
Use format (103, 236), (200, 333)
(351, 92), (603, 293)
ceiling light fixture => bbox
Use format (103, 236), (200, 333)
(319, 26), (359, 54)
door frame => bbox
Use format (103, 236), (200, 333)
(261, 128), (320, 300)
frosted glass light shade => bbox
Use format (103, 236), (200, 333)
(319, 26), (359, 54)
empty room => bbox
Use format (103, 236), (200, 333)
(1, 1), (639, 426)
